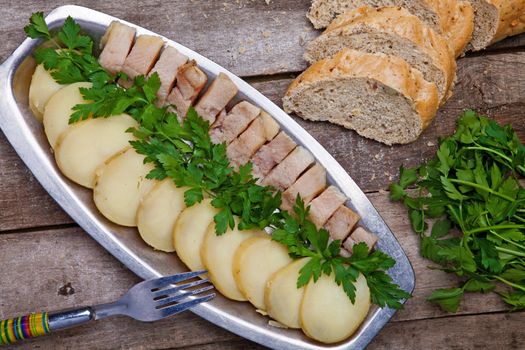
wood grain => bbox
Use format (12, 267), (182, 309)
(1, 52), (523, 232)
(0, 1), (523, 78)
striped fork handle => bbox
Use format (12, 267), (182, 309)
(0, 313), (50, 345)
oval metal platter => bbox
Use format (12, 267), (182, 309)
(0, 5), (415, 349)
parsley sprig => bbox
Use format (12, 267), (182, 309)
(25, 12), (112, 88)
(391, 110), (525, 311)
(27, 13), (411, 309)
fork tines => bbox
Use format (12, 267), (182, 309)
(150, 270), (215, 314)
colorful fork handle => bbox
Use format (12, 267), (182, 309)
(0, 308), (95, 345)
(0, 313), (50, 345)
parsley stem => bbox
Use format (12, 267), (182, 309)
(465, 146), (513, 164)
(494, 246), (525, 258)
(465, 224), (525, 235)
(493, 275), (525, 292)
(448, 179), (515, 202)
(489, 230), (525, 251)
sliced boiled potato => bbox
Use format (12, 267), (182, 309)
(201, 223), (265, 301)
(43, 81), (92, 148)
(300, 272), (371, 344)
(93, 148), (156, 227)
(137, 179), (187, 252)
(28, 64), (66, 121)
(232, 236), (293, 310)
(54, 114), (137, 189)
(173, 199), (218, 271)
(264, 257), (310, 329)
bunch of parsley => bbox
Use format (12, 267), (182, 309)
(390, 110), (525, 312)
(26, 13), (411, 309)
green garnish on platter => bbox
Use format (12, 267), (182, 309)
(391, 110), (525, 311)
(26, 12), (410, 308)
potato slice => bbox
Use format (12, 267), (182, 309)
(43, 82), (92, 148)
(233, 236), (292, 310)
(201, 223), (265, 301)
(300, 272), (371, 344)
(28, 64), (66, 121)
(93, 148), (156, 227)
(54, 114), (137, 189)
(264, 257), (309, 328)
(173, 198), (218, 271)
(137, 179), (187, 252)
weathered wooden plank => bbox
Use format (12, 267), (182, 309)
(0, 0), (317, 78)
(1, 51), (523, 231)
(1, 1), (523, 80)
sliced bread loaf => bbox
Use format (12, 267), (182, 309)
(283, 49), (439, 145)
(466, 0), (525, 50)
(305, 6), (456, 103)
(307, 0), (474, 57)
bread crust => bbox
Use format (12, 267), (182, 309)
(322, 6), (456, 102)
(425, 0), (475, 56)
(489, 0), (525, 44)
(285, 49), (439, 137)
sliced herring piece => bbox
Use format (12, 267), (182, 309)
(227, 112), (279, 169)
(210, 101), (260, 144)
(251, 131), (296, 180)
(166, 60), (207, 118)
(99, 21), (136, 74)
(148, 46), (188, 106)
(195, 72), (238, 123)
(262, 146), (314, 191)
(308, 186), (347, 228)
(281, 164), (326, 212)
(120, 35), (164, 88)
(324, 205), (361, 242)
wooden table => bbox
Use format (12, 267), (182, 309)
(1, 1), (524, 349)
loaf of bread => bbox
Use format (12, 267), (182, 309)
(283, 49), (439, 145)
(305, 6), (456, 103)
(466, 0), (525, 50)
(307, 0), (474, 57)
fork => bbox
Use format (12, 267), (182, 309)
(0, 270), (214, 345)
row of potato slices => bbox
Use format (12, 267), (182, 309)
(29, 68), (371, 344)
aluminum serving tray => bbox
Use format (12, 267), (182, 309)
(0, 5), (415, 349)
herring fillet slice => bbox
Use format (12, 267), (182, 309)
(93, 148), (156, 227)
(54, 114), (137, 189)
(149, 46), (188, 106)
(137, 178), (187, 252)
(324, 205), (360, 242)
(98, 21), (136, 75)
(119, 35), (164, 88)
(195, 72), (238, 123)
(251, 131), (297, 180)
(262, 146), (314, 191)
(308, 186), (347, 228)
(281, 163), (326, 212)
(210, 101), (261, 145)
(43, 82), (93, 149)
(166, 60), (208, 118)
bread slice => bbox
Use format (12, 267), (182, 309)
(466, 0), (525, 51)
(307, 0), (474, 57)
(307, 0), (441, 30)
(283, 49), (439, 145)
(305, 6), (456, 103)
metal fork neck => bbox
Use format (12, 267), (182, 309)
(48, 307), (95, 331)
